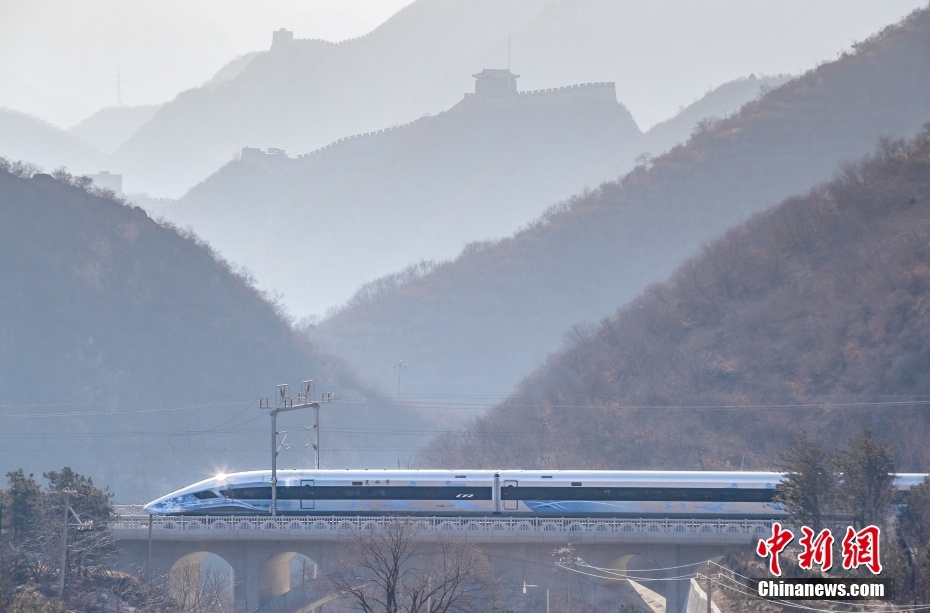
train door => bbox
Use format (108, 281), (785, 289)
(300, 479), (315, 510)
(503, 480), (518, 511)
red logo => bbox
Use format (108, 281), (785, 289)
(756, 522), (794, 576)
(758, 524), (883, 576)
(798, 527), (835, 572)
(841, 525), (882, 575)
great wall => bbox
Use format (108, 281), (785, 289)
(244, 42), (620, 166)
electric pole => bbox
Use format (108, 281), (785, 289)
(304, 382), (335, 469)
(553, 543), (580, 613)
(260, 380), (334, 515)
(393, 359), (407, 396)
(706, 573), (713, 613)
(58, 489), (83, 599)
(116, 67), (128, 107)
(58, 489), (69, 599)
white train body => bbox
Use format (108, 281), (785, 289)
(144, 469), (779, 517)
(143, 469), (926, 518)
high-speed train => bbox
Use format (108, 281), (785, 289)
(143, 469), (926, 518)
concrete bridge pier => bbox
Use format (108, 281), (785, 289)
(227, 544), (338, 612)
(229, 553), (258, 613)
(666, 546), (687, 613)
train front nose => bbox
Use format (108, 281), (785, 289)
(143, 497), (168, 515)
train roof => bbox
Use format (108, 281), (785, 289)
(188, 468), (785, 484)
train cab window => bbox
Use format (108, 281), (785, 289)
(193, 491), (218, 499)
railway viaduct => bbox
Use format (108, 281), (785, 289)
(111, 514), (769, 613)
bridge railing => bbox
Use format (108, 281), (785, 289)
(111, 515), (773, 543)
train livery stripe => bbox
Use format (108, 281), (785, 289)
(501, 487), (775, 503)
(220, 485), (493, 501)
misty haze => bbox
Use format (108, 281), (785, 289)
(2, 2), (930, 612)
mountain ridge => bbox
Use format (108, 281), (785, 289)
(0, 165), (425, 500)
(419, 126), (930, 472)
(163, 77), (643, 318)
(310, 7), (930, 403)
(68, 104), (162, 155)
(0, 107), (108, 176)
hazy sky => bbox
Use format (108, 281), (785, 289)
(0, 0), (414, 128)
(0, 0), (926, 130)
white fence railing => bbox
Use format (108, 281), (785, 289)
(111, 515), (773, 543)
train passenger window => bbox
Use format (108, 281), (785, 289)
(352, 482), (363, 485)
(497, 486), (775, 502)
(571, 482), (582, 486)
(281, 486), (493, 500)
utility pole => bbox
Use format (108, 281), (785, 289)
(304, 382), (335, 469)
(552, 543), (579, 613)
(260, 380), (334, 515)
(393, 359), (407, 396)
(58, 490), (71, 599)
(116, 67), (127, 107)
(522, 582), (549, 613)
(146, 519), (153, 608)
(706, 573), (713, 613)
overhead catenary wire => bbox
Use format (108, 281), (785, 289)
(2, 395), (927, 455)
(555, 561), (696, 582)
(0, 401), (251, 419)
(0, 425), (711, 441)
(2, 396), (929, 420)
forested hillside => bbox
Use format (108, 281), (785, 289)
(420, 127), (930, 472)
(312, 8), (930, 403)
(640, 74), (791, 155)
(0, 166), (419, 500)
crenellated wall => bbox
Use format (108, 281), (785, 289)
(462, 81), (617, 104)
(270, 27), (372, 51)
(291, 81), (619, 162)
(296, 115), (433, 159)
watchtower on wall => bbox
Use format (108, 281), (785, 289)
(452, 68), (617, 114)
(472, 69), (520, 98)
(272, 28), (294, 49)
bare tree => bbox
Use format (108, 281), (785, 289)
(167, 562), (233, 613)
(329, 517), (494, 613)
